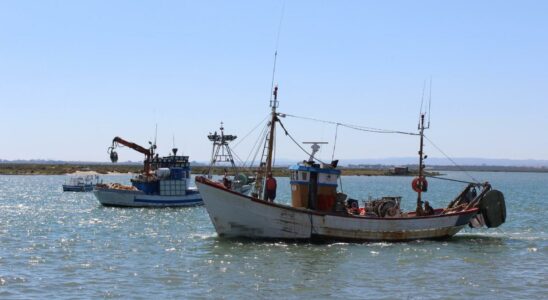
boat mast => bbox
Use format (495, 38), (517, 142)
(417, 113), (426, 206)
(417, 78), (433, 208)
(262, 85), (278, 199)
(266, 86), (278, 172)
(254, 49), (281, 200)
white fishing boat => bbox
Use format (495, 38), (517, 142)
(93, 137), (202, 207)
(93, 184), (202, 207)
(195, 83), (506, 242)
(63, 175), (100, 192)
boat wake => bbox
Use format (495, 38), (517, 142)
(190, 233), (218, 240)
(455, 231), (547, 241)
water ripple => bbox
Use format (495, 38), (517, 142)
(0, 173), (547, 298)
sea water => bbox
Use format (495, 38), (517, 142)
(0, 172), (546, 299)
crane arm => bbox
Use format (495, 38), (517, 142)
(108, 136), (155, 176)
(112, 136), (152, 156)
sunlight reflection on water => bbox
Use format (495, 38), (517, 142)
(0, 172), (546, 299)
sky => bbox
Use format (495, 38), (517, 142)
(1, 1), (547, 164)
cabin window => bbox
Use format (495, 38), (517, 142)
(319, 173), (338, 185)
(300, 172), (308, 181)
(291, 171), (298, 181)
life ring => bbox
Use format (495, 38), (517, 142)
(412, 177), (428, 193)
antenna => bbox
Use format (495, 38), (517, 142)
(172, 134), (178, 156)
(427, 77), (432, 128)
(154, 124), (158, 147)
(269, 53), (279, 109)
(331, 123), (340, 162)
(303, 142), (328, 162)
(274, 1), (285, 51)
(269, 1), (285, 109)
(419, 80), (426, 129)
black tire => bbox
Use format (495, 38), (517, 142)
(479, 190), (506, 228)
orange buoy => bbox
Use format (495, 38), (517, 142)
(412, 177), (428, 193)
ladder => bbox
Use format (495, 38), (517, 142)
(254, 127), (272, 198)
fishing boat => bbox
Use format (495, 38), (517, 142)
(93, 137), (202, 207)
(195, 84), (506, 242)
(205, 122), (255, 194)
(62, 175), (100, 192)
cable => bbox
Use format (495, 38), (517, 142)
(427, 175), (481, 185)
(428, 78), (432, 127)
(272, 127), (277, 168)
(247, 123), (269, 168)
(331, 123), (339, 162)
(423, 135), (480, 183)
(233, 114), (269, 149)
(280, 112), (419, 136)
(277, 118), (329, 165)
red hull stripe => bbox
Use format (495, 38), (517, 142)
(195, 176), (479, 221)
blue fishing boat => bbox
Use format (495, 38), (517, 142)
(93, 137), (202, 207)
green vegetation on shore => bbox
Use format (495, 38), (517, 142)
(0, 164), (142, 175)
(0, 163), (438, 177)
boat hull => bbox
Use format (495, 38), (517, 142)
(93, 188), (203, 207)
(195, 177), (479, 242)
(63, 184), (94, 192)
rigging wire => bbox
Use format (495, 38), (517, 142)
(246, 123), (270, 168)
(426, 175), (481, 185)
(247, 124), (268, 168)
(226, 143), (245, 165)
(280, 112), (419, 136)
(233, 114), (270, 149)
(277, 118), (329, 165)
(242, 123), (264, 168)
(231, 150), (245, 166)
(331, 123), (339, 162)
(273, 125), (277, 168)
(423, 135), (480, 183)
(230, 149), (255, 174)
(428, 77), (432, 127)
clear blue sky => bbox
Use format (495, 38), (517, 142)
(1, 1), (547, 163)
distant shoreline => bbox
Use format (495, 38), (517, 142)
(0, 163), (432, 176)
(0, 164), (408, 176)
(0, 163), (546, 176)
